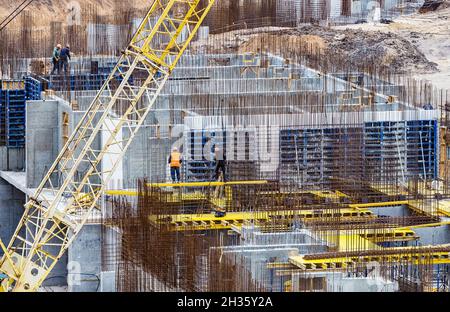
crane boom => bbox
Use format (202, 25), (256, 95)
(0, 0), (215, 291)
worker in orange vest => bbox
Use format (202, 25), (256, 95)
(168, 147), (182, 183)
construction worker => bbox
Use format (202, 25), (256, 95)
(59, 44), (71, 74)
(214, 146), (226, 182)
(168, 147), (182, 183)
(51, 44), (61, 75)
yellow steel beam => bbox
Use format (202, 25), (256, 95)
(360, 229), (417, 242)
(397, 221), (450, 230)
(438, 210), (450, 217)
(437, 201), (450, 217)
(404, 201), (432, 215)
(349, 200), (436, 218)
(105, 180), (268, 195)
(149, 208), (374, 231)
(266, 262), (297, 269)
(348, 200), (408, 208)
(289, 248), (450, 271)
(147, 180), (268, 187)
(106, 189), (144, 196)
(317, 229), (418, 254)
(0, 238), (18, 279)
(310, 190), (349, 200)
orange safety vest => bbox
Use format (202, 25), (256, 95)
(170, 151), (181, 167)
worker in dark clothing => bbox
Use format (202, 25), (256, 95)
(423, 103), (434, 110)
(213, 146), (227, 218)
(51, 44), (61, 75)
(168, 147), (182, 183)
(214, 146), (226, 182)
(59, 44), (71, 74)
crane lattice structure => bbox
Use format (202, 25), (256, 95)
(0, 0), (215, 291)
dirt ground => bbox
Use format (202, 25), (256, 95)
(193, 24), (438, 73)
(193, 7), (449, 90)
(332, 7), (450, 89)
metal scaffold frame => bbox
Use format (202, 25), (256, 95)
(0, 0), (216, 292)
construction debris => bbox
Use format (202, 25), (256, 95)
(194, 25), (439, 74)
(419, 0), (448, 13)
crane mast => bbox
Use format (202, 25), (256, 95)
(0, 0), (215, 291)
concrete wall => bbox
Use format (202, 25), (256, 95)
(369, 205), (412, 218)
(26, 99), (72, 188)
(67, 224), (102, 292)
(23, 98), (74, 286)
(0, 178), (24, 249)
(122, 128), (174, 186)
(25, 98), (106, 189)
(415, 225), (450, 246)
(217, 228), (328, 292)
(291, 271), (399, 292)
(99, 271), (116, 292)
(0, 147), (25, 171)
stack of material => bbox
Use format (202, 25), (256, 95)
(0, 80), (26, 147)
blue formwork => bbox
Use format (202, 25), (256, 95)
(0, 92), (6, 145)
(279, 127), (355, 184)
(25, 76), (43, 100)
(278, 120), (438, 183)
(46, 73), (111, 91)
(364, 120), (437, 179)
(0, 89), (26, 148)
(185, 129), (226, 182)
(98, 61), (116, 74)
(405, 120), (438, 179)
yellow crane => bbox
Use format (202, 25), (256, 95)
(0, 0), (215, 292)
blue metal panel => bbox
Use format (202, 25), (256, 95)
(434, 120), (439, 179)
(46, 73), (111, 91)
(406, 120), (437, 179)
(0, 89), (6, 145)
(1, 89), (26, 148)
(185, 129), (226, 182)
(25, 76), (43, 100)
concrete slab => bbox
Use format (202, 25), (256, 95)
(0, 171), (32, 196)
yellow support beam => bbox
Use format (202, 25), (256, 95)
(317, 229), (418, 254)
(334, 234), (379, 252)
(105, 189), (145, 196)
(289, 247), (450, 271)
(105, 180), (268, 195)
(349, 200), (436, 217)
(267, 262), (297, 269)
(149, 208), (374, 231)
(397, 221), (450, 230)
(404, 201), (428, 215)
(359, 229), (417, 242)
(348, 200), (408, 208)
(310, 190), (349, 200)
(147, 180), (268, 188)
(437, 201), (450, 217)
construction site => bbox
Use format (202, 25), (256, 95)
(0, 0), (449, 292)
